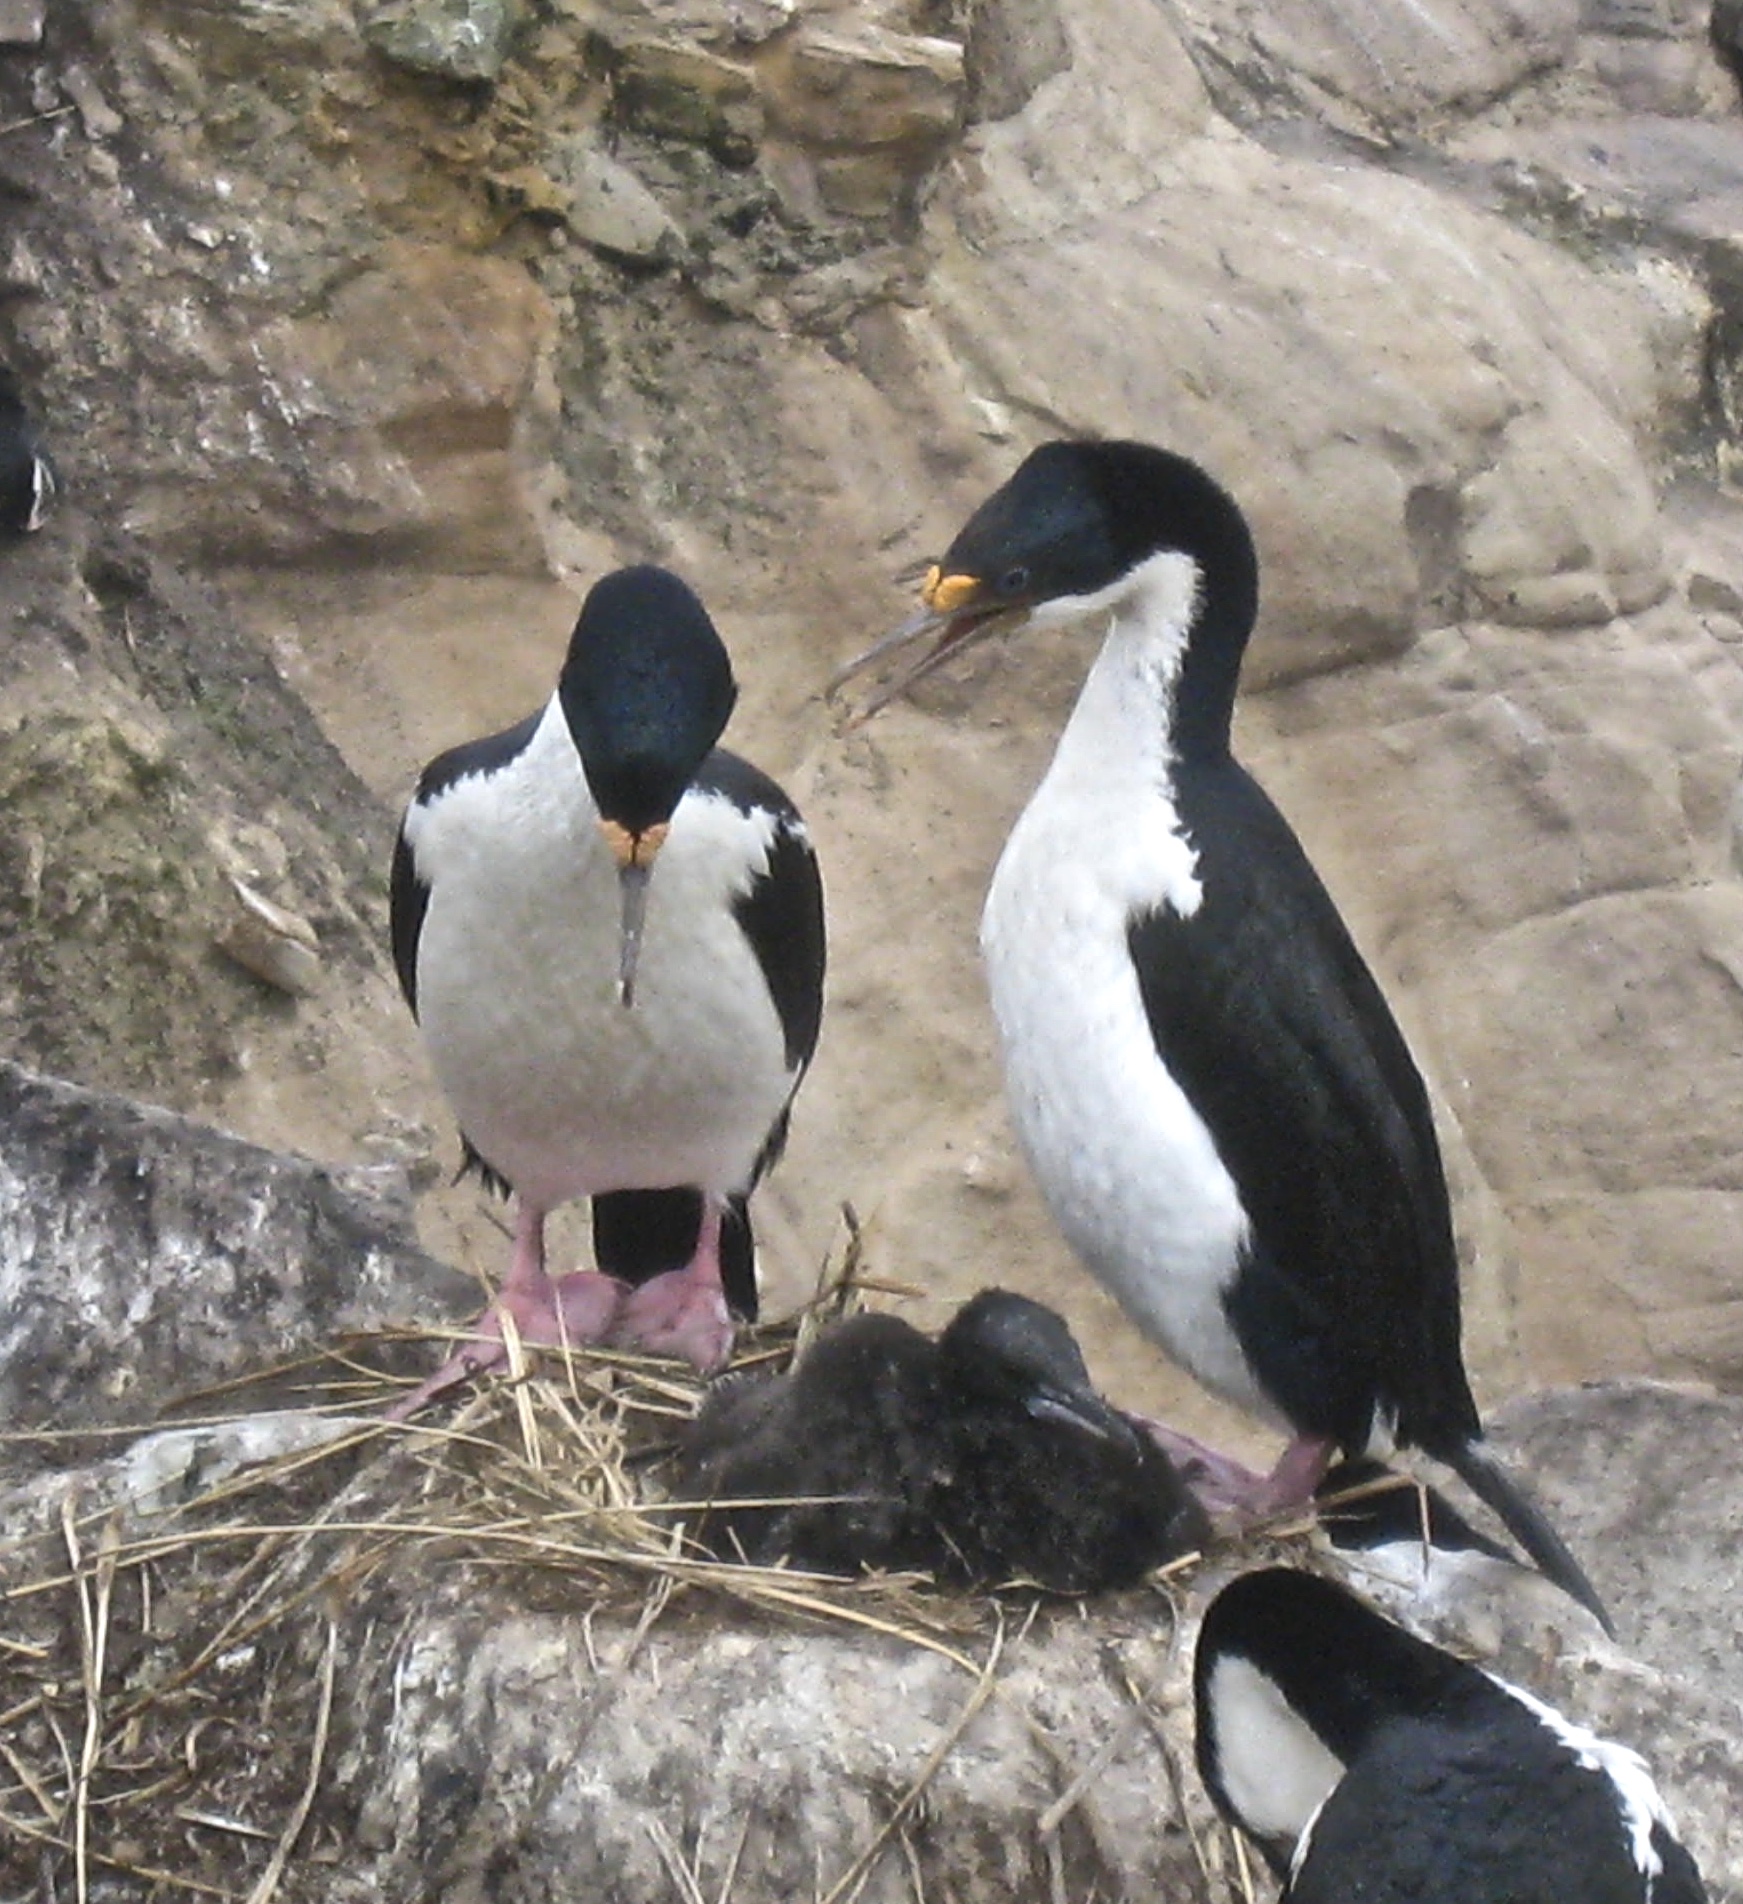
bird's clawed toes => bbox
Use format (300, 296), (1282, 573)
(610, 1269), (737, 1373)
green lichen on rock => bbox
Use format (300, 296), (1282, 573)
(361, 0), (525, 82)
(0, 713), (260, 1102)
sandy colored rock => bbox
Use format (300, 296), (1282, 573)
(760, 22), (963, 151)
(248, 243), (558, 570)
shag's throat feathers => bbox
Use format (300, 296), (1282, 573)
(831, 438), (1607, 1631)
(0, 367), (55, 537)
(1194, 1569), (1709, 1903)
(389, 564), (824, 1407)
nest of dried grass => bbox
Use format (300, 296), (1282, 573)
(0, 1226), (1313, 1904)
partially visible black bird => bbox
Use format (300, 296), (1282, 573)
(1315, 1456), (1512, 1564)
(828, 438), (1609, 1633)
(1194, 1568), (1708, 1904)
(390, 565), (825, 1415)
(678, 1288), (1208, 1591)
(0, 367), (55, 537)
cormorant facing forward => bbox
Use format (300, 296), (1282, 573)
(391, 564), (824, 1412)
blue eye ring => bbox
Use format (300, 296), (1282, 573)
(1000, 565), (1031, 595)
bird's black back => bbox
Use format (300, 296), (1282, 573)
(1290, 1713), (1705, 1904)
(679, 1314), (943, 1574)
(1130, 755), (1477, 1458)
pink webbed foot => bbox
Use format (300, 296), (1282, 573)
(606, 1200), (739, 1374)
(387, 1269), (628, 1420)
(609, 1267), (736, 1373)
(1134, 1419), (1336, 1530)
(389, 1198), (629, 1419)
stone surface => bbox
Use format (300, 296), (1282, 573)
(0, 0), (44, 44)
(361, 0), (524, 82)
(594, 35), (764, 165)
(547, 136), (685, 261)
(0, 1062), (468, 1428)
(1, 0), (1743, 1586)
(761, 22), (964, 151)
(249, 243), (560, 571)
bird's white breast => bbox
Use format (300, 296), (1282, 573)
(979, 605), (1271, 1420)
(404, 703), (795, 1211)
(1204, 1653), (1346, 1848)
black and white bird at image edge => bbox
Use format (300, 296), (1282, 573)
(390, 564), (824, 1414)
(827, 437), (1609, 1632)
(0, 366), (56, 538)
(1193, 1568), (1708, 1903)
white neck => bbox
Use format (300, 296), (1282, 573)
(1032, 548), (1201, 796)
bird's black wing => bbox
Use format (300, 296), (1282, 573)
(389, 709), (543, 1019)
(702, 749), (826, 1079)
(678, 1315), (940, 1574)
(1128, 758), (1476, 1455)
(1290, 1717), (1656, 1904)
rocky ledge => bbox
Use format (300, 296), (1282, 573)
(0, 1064), (1739, 1901)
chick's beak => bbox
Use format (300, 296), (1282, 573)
(1024, 1383), (1140, 1451)
(598, 819), (670, 1007)
(825, 565), (1025, 729)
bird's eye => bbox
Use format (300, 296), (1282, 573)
(1000, 566), (1030, 595)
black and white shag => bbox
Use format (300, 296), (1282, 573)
(0, 367), (55, 537)
(828, 438), (1607, 1631)
(1194, 1567), (1709, 1903)
(390, 564), (825, 1412)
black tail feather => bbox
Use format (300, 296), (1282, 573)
(1446, 1438), (1614, 1638)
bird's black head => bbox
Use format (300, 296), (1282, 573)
(558, 564), (737, 834)
(938, 1289), (1138, 1447)
(938, 440), (1250, 613)
(1194, 1567), (1487, 1851)
(829, 441), (1259, 754)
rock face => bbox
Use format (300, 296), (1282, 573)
(2, 0), (1743, 1632)
(0, 1093), (1738, 1903)
(0, 1061), (467, 1427)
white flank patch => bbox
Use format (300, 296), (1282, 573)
(1491, 1675), (1674, 1880)
(980, 549), (1271, 1419)
(1206, 1654), (1347, 1847)
(27, 453), (54, 532)
(1289, 1787), (1333, 1885)
(405, 698), (795, 1211)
